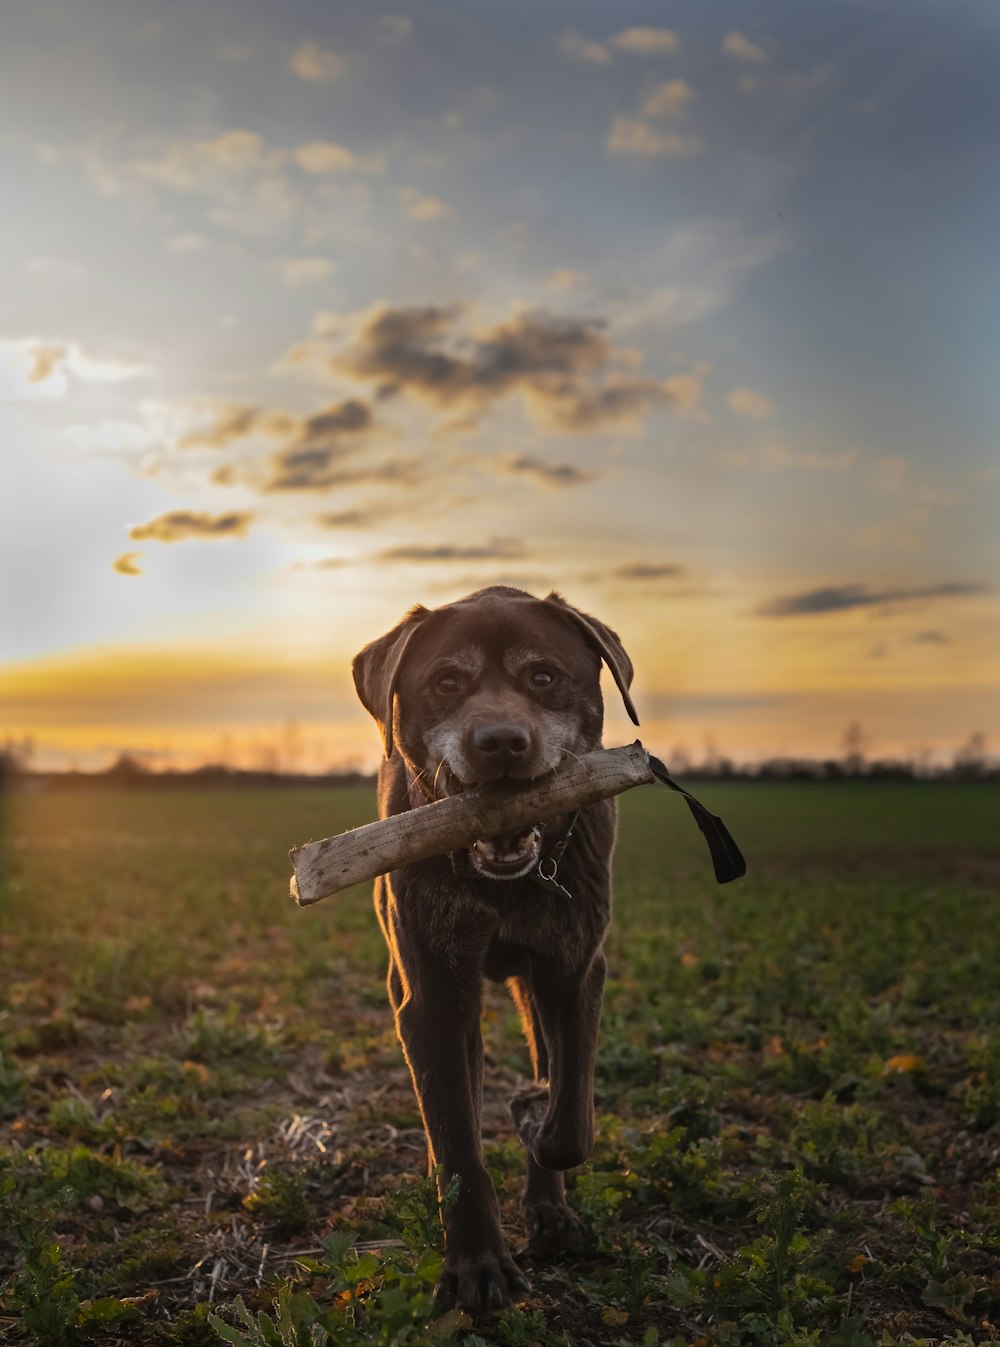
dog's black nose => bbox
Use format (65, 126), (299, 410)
(471, 723), (532, 763)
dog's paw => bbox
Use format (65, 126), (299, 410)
(433, 1249), (531, 1316)
(522, 1198), (584, 1251)
(510, 1084), (549, 1150)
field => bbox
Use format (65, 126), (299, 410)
(2, 779), (1000, 1347)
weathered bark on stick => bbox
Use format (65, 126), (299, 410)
(290, 741), (655, 907)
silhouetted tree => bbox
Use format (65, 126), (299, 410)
(841, 721), (870, 776)
(954, 731), (988, 779)
(103, 754), (149, 783)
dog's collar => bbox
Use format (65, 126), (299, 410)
(527, 810), (578, 899)
(404, 764), (579, 898)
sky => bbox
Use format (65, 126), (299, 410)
(1, 0), (998, 772)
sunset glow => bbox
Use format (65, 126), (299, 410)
(2, 1), (998, 772)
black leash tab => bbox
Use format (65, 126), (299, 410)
(646, 752), (747, 885)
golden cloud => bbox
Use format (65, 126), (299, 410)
(290, 41), (344, 83)
(272, 256), (336, 287)
(400, 188), (454, 221)
(640, 79), (696, 119)
(727, 387), (774, 420)
(722, 30), (768, 63)
(505, 455), (595, 488)
(293, 140), (384, 175)
(556, 29), (612, 66)
(129, 512), (253, 542)
(611, 27), (679, 55)
(607, 117), (704, 158)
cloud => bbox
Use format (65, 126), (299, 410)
(607, 117), (704, 159)
(737, 61), (836, 99)
(130, 130), (281, 192)
(113, 551), (142, 576)
(293, 140), (385, 175)
(0, 338), (147, 400)
(640, 79), (696, 119)
(378, 14), (412, 42)
(758, 581), (991, 618)
(129, 511), (253, 542)
(290, 41), (344, 83)
(272, 256), (335, 287)
(661, 372), (706, 416)
(241, 400), (384, 491)
(263, 454), (418, 494)
(506, 455), (595, 488)
(559, 25), (679, 64)
(179, 403), (296, 449)
(316, 508), (383, 529)
(612, 563), (686, 581)
(758, 443), (857, 470)
(335, 303), (603, 406)
(376, 538), (526, 564)
(294, 556), (349, 571)
(870, 456), (960, 507)
(556, 29), (612, 66)
(25, 342), (65, 383)
(66, 128), (378, 247)
(722, 30), (768, 63)
(400, 189), (454, 221)
(545, 267), (590, 292)
(613, 219), (786, 333)
(70, 132), (305, 239)
(179, 398), (373, 455)
(526, 370), (703, 431)
(909, 630), (951, 645)
(298, 398), (374, 444)
(62, 347), (148, 384)
(610, 27), (679, 56)
(727, 387), (774, 420)
(291, 301), (703, 436)
(71, 129), (379, 232)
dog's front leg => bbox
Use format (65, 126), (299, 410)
(511, 949), (607, 1173)
(391, 943), (530, 1315)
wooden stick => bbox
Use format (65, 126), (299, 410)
(290, 741), (655, 906)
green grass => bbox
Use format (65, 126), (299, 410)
(1, 781), (999, 1346)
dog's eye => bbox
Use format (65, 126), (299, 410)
(435, 672), (461, 694)
(530, 668), (556, 688)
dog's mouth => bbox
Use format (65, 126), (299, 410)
(468, 826), (543, 880)
(424, 761), (545, 880)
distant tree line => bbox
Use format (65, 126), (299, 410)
(664, 725), (997, 783)
(1, 724), (997, 791)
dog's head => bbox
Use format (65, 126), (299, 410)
(352, 586), (638, 879)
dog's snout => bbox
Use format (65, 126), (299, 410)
(471, 722), (532, 765)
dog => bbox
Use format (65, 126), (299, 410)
(352, 585), (639, 1314)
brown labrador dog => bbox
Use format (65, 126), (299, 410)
(352, 585), (639, 1314)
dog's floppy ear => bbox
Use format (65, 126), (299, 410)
(352, 605), (429, 759)
(546, 592), (640, 726)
